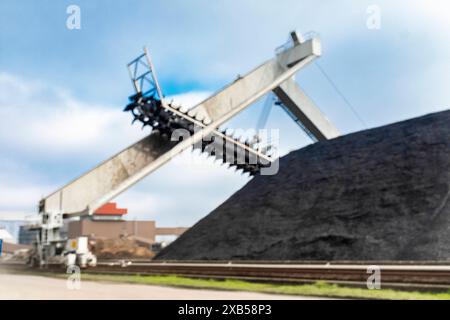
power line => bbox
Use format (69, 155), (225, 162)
(314, 61), (368, 129)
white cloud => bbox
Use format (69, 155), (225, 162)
(0, 184), (44, 213)
(391, 0), (450, 30)
(0, 73), (213, 158)
(0, 72), (147, 158)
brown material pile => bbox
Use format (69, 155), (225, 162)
(93, 237), (155, 259)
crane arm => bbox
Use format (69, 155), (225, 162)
(40, 33), (326, 217)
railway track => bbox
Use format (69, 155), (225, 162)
(53, 261), (450, 290)
(2, 260), (450, 290)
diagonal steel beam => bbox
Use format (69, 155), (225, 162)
(41, 36), (322, 216)
(273, 78), (340, 141)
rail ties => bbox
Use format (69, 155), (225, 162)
(87, 262), (450, 287)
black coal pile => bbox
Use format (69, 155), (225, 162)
(157, 110), (450, 261)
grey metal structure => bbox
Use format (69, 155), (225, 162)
(34, 32), (339, 266)
(273, 78), (339, 141)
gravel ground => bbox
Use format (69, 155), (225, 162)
(0, 273), (322, 300)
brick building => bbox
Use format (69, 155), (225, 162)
(68, 202), (187, 243)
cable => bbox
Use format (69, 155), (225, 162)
(256, 93), (274, 130)
(314, 61), (367, 129)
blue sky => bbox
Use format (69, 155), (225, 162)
(0, 0), (449, 226)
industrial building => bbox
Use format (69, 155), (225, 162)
(67, 202), (188, 244)
(18, 226), (39, 245)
